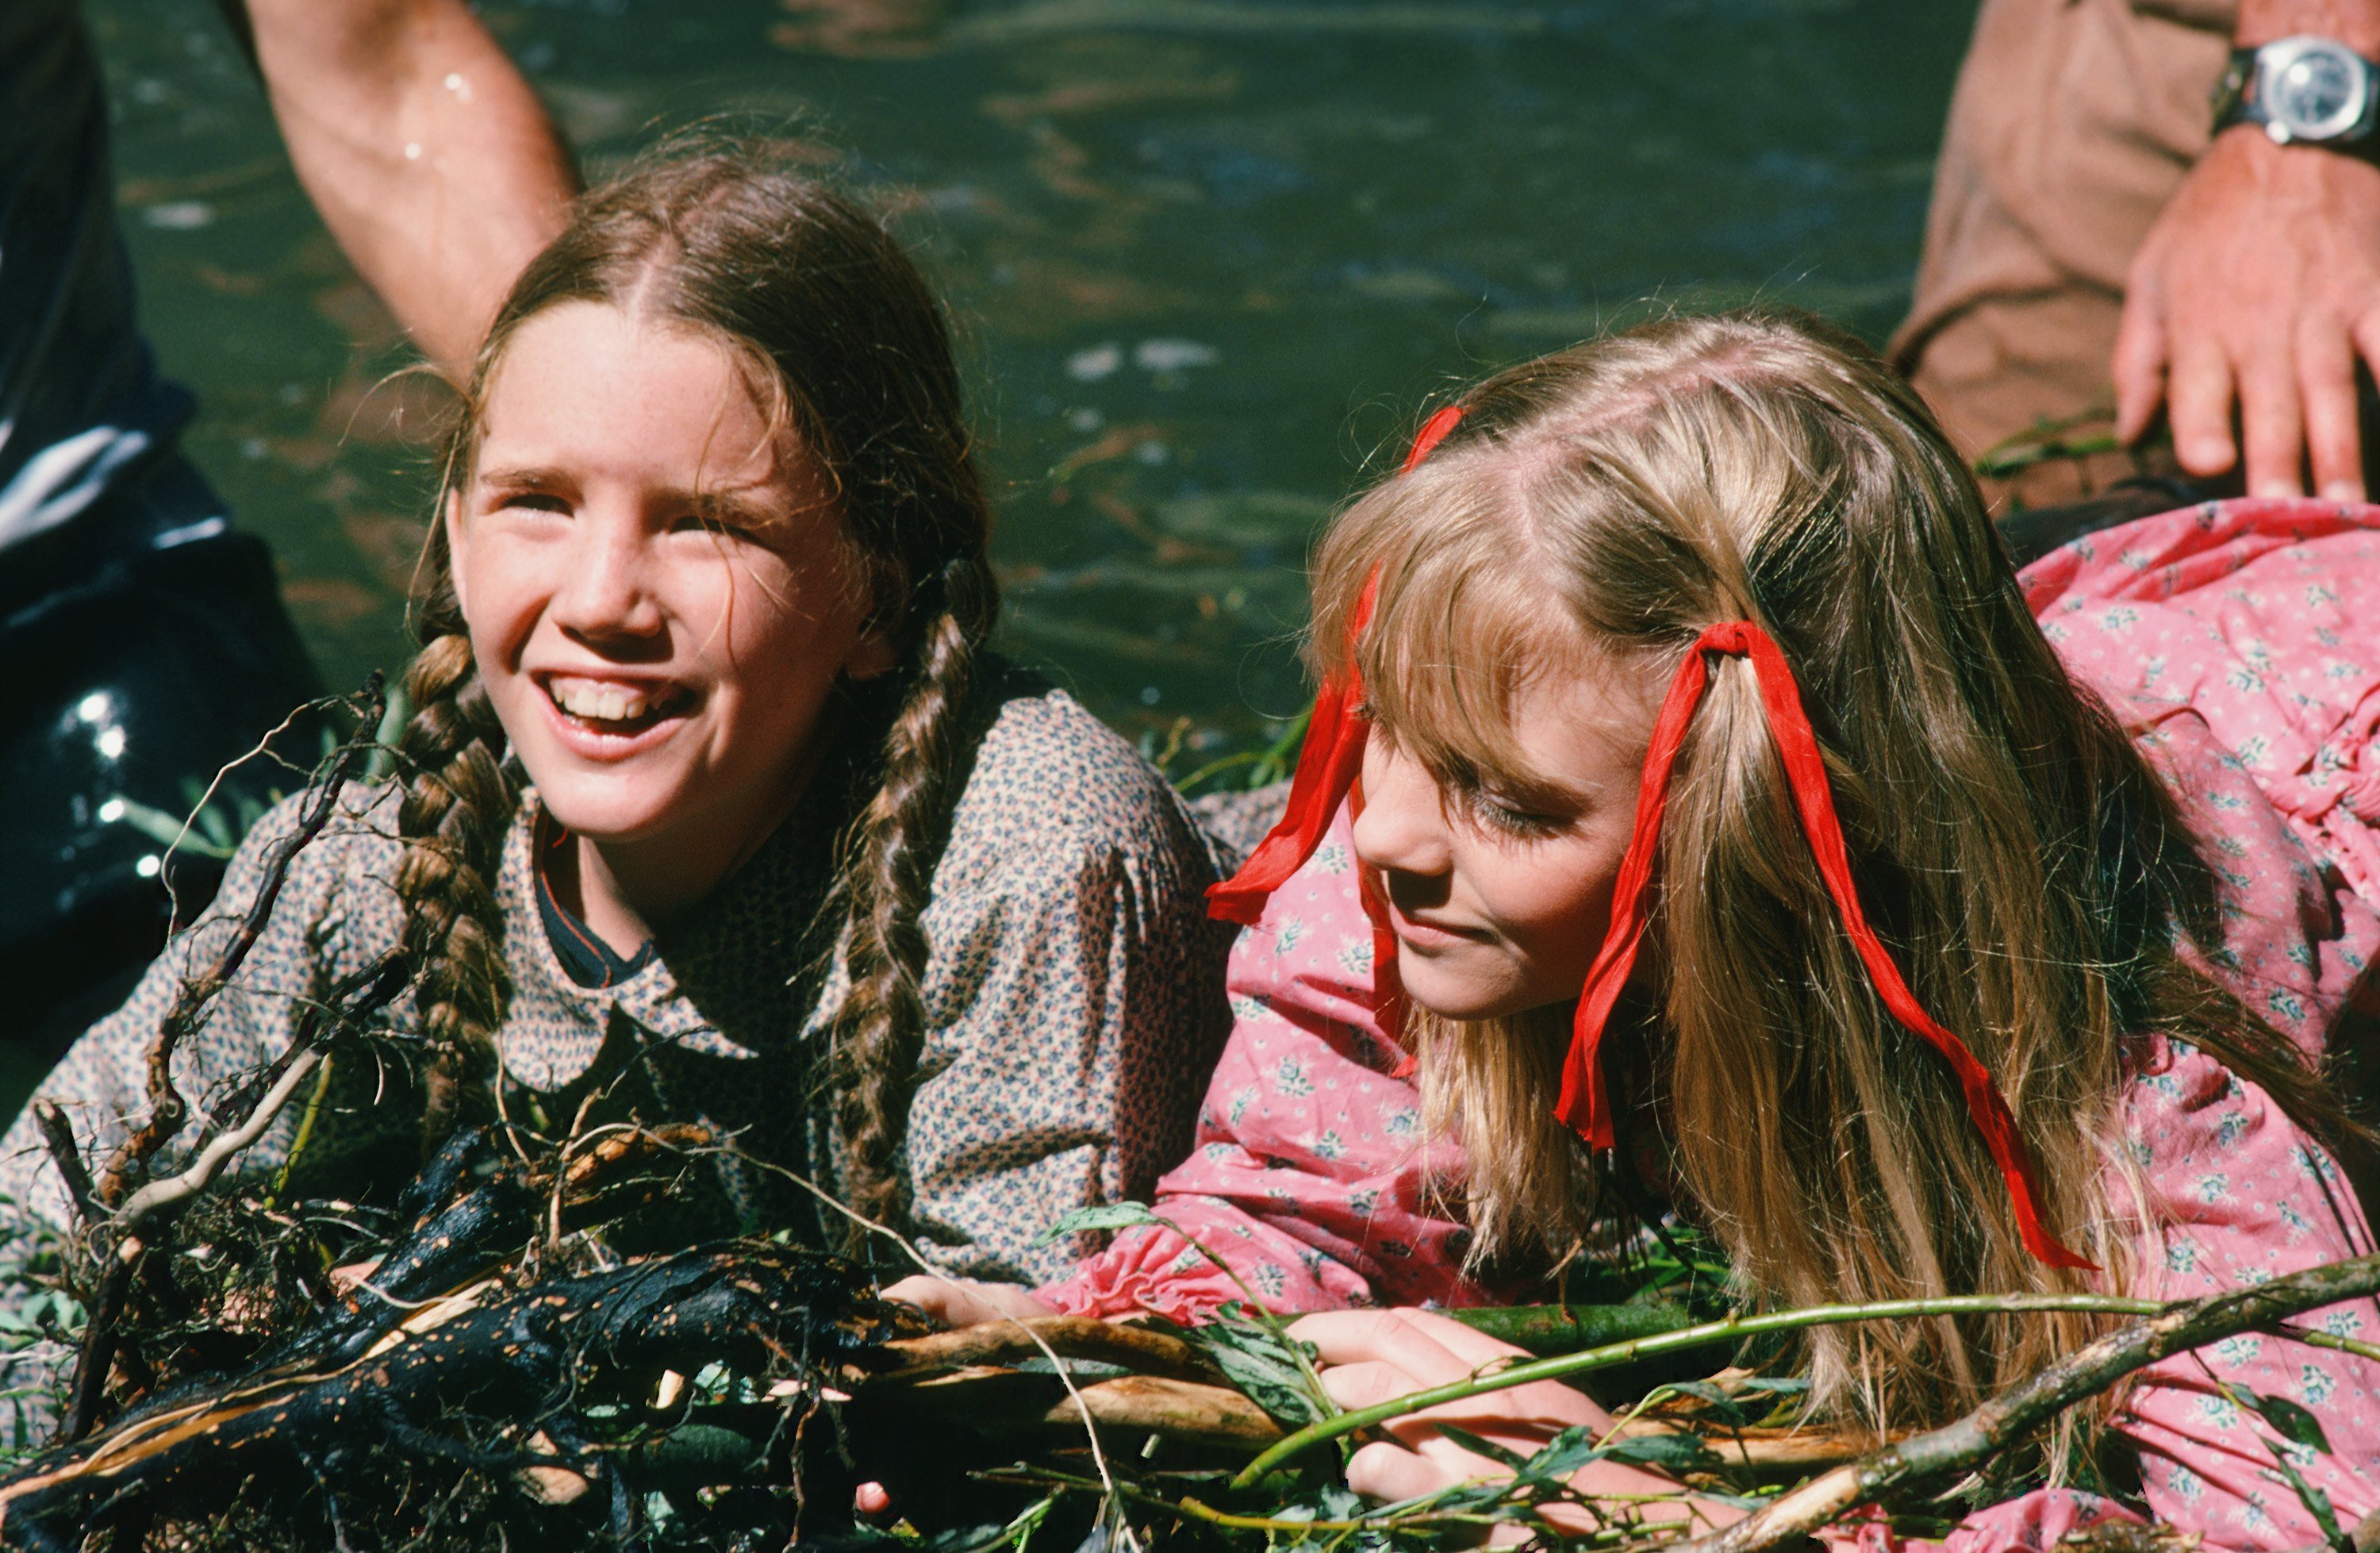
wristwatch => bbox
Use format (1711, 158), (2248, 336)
(2212, 34), (2380, 148)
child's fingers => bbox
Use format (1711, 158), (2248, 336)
(1289, 1308), (1471, 1384)
(1384, 1308), (1535, 1370)
(1316, 1358), (1426, 1411)
(1343, 1438), (1458, 1504)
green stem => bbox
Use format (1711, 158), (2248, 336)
(264, 1053), (335, 1210)
(1445, 1301), (1695, 1355)
(1230, 1291), (2162, 1488)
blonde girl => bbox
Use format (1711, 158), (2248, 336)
(936, 309), (2380, 1548)
(0, 144), (1230, 1431)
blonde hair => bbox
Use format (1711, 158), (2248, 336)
(1311, 309), (2360, 1440)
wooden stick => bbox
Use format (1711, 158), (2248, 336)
(879, 1316), (1216, 1384)
(31, 1103), (95, 1229)
(1674, 1252), (2380, 1553)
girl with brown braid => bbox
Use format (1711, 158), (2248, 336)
(0, 143), (1232, 1428)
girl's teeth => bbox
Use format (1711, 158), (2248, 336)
(549, 678), (654, 723)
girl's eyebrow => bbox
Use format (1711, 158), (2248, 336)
(474, 463), (572, 493)
(474, 466), (787, 529)
(690, 487), (787, 529)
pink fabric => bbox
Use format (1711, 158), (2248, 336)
(1951, 498), (2380, 1552)
(1046, 496), (2380, 1549)
(1035, 804), (1488, 1319)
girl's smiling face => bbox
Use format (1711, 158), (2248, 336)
(448, 301), (890, 913)
(1350, 662), (1659, 1021)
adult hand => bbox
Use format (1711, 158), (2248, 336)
(2113, 126), (2380, 500)
(1289, 1309), (1732, 1542)
(879, 1274), (1062, 1328)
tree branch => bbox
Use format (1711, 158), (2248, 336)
(30, 1103), (96, 1231)
(1674, 1251), (2380, 1553)
(93, 673), (384, 1211)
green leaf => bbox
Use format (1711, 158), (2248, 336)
(1432, 1424), (1532, 1470)
(1602, 1432), (1723, 1474)
(1661, 1379), (1754, 1426)
(1035, 1201), (1160, 1246)
(1184, 1305), (1328, 1426)
(1510, 1424), (1604, 1484)
(100, 794), (236, 859)
(2227, 1383), (2334, 1456)
(2263, 1450), (2347, 1552)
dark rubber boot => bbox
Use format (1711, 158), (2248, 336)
(0, 455), (324, 1072)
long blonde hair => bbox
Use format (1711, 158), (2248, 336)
(1311, 309), (2361, 1437)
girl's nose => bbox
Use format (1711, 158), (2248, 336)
(1351, 738), (1453, 881)
(551, 517), (666, 640)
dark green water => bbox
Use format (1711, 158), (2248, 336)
(87, 0), (1975, 774)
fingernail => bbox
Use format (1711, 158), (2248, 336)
(2321, 481), (2363, 503)
(2250, 480), (2303, 501)
(2186, 439), (2234, 470)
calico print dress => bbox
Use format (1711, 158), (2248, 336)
(1042, 498), (2380, 1552)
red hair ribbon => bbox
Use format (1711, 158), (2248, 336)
(1205, 406), (1465, 1047)
(1552, 621), (2094, 1271)
(1205, 404), (1466, 928)
(1205, 566), (1383, 928)
(1402, 405), (1465, 474)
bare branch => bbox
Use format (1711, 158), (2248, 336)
(112, 1048), (324, 1231)
(94, 674), (386, 1211)
(1676, 1251), (2380, 1553)
(29, 1104), (94, 1231)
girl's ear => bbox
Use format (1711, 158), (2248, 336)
(443, 488), (470, 617)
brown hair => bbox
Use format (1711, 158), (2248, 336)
(396, 140), (997, 1239)
(1311, 309), (2365, 1440)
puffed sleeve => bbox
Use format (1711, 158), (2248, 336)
(1037, 802), (1488, 1320)
(894, 696), (1234, 1286)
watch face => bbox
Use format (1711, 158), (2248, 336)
(2266, 38), (2371, 140)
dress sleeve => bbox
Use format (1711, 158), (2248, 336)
(1036, 802), (1488, 1321)
(898, 811), (1233, 1287)
(1853, 1040), (2380, 1553)
(0, 785), (378, 1443)
(2098, 1040), (2380, 1548)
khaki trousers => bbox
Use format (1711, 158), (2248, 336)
(1891, 0), (2236, 507)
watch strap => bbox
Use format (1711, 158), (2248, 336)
(2212, 38), (2380, 149)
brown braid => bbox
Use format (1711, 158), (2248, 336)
(832, 555), (997, 1238)
(398, 136), (1004, 1219)
(392, 614), (516, 1153)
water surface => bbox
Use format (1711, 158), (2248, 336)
(87, 0), (1976, 774)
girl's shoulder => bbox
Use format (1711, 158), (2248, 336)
(217, 778), (410, 905)
(944, 659), (1216, 874)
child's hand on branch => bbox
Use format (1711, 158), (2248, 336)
(880, 1274), (1060, 1328)
(1290, 1309), (1733, 1542)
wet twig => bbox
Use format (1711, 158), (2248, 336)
(61, 679), (390, 1445)
(29, 1104), (96, 1230)
(1233, 1290), (2166, 1486)
(93, 674), (385, 1212)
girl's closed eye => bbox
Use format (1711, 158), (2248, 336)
(1460, 784), (1568, 840)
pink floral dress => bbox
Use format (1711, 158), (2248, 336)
(1040, 498), (2380, 1551)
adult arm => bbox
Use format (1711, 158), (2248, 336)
(221, 0), (578, 384)
(2112, 0), (2380, 499)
